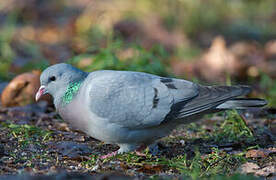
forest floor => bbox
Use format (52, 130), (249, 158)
(0, 100), (275, 180)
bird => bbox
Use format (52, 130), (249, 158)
(36, 63), (267, 158)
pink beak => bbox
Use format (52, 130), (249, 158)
(35, 86), (46, 101)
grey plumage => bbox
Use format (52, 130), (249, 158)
(37, 63), (267, 153)
(216, 98), (267, 109)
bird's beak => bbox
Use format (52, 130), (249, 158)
(35, 85), (47, 101)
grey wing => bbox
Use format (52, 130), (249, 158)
(168, 85), (252, 120)
(88, 71), (198, 129)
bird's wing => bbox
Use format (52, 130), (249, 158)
(169, 85), (252, 120)
(87, 70), (199, 129)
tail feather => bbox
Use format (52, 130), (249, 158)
(216, 98), (267, 109)
(175, 85), (253, 118)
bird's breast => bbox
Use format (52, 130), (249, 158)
(58, 100), (91, 133)
(57, 92), (116, 143)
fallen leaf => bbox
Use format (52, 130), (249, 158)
(240, 162), (260, 174)
(137, 164), (164, 174)
(1, 71), (41, 107)
(246, 148), (276, 158)
(265, 40), (276, 57)
(255, 165), (275, 177)
(1, 71), (53, 107)
(197, 36), (246, 82)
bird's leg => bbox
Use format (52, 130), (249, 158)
(134, 144), (147, 156)
(100, 151), (118, 159)
(100, 144), (137, 159)
(100, 144), (148, 159)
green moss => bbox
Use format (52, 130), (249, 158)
(211, 110), (254, 143)
(82, 148), (250, 179)
(3, 123), (52, 146)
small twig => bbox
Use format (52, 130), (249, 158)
(209, 156), (227, 167)
(201, 156), (226, 176)
(205, 156), (227, 173)
(239, 113), (255, 137)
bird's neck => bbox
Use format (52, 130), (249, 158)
(54, 80), (84, 108)
(62, 81), (83, 104)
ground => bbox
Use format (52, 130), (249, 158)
(0, 0), (276, 179)
(0, 101), (275, 179)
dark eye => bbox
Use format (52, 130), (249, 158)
(49, 76), (56, 82)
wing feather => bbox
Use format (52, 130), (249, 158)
(174, 85), (251, 119)
(87, 71), (198, 129)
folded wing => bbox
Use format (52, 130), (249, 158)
(88, 71), (198, 129)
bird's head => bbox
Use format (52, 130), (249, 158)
(36, 63), (87, 104)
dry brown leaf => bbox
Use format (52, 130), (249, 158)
(265, 40), (276, 57)
(240, 162), (260, 174)
(240, 162), (275, 177)
(137, 164), (164, 174)
(255, 165), (275, 177)
(197, 36), (246, 82)
(1, 71), (41, 107)
(246, 148), (276, 158)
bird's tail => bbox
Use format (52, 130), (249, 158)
(216, 98), (267, 110)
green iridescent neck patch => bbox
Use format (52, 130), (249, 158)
(62, 81), (82, 105)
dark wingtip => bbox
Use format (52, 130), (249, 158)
(250, 98), (268, 107)
(262, 99), (268, 106)
(238, 85), (252, 95)
(233, 98), (268, 107)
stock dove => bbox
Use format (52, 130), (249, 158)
(36, 63), (267, 157)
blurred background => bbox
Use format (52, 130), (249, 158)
(0, 0), (276, 106)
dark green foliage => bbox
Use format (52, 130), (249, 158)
(68, 41), (171, 77)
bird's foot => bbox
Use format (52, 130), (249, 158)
(134, 144), (147, 156)
(100, 144), (148, 159)
(134, 150), (146, 156)
(100, 151), (118, 159)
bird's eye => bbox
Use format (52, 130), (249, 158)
(49, 76), (56, 82)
